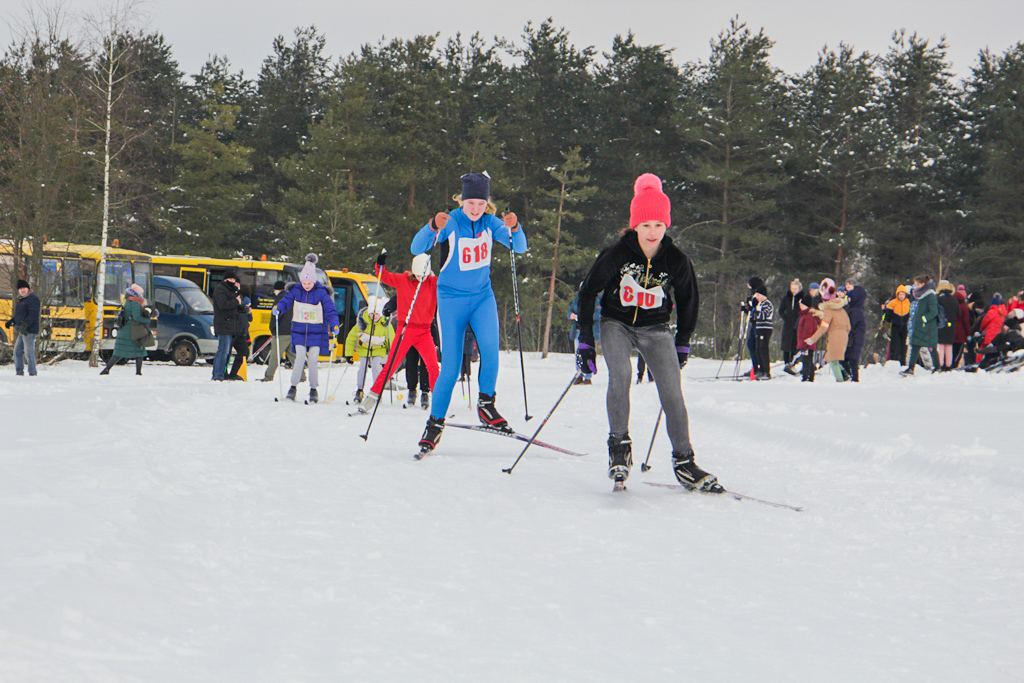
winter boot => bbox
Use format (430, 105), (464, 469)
(418, 416), (445, 452)
(477, 392), (510, 431)
(420, 390), (430, 410)
(352, 389), (364, 404)
(308, 388), (318, 404)
(407, 388), (417, 407)
(899, 366), (915, 377)
(672, 449), (724, 493)
(607, 433), (633, 483)
(285, 385), (297, 402)
(358, 391), (379, 414)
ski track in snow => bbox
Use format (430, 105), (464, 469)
(1, 356), (1022, 682)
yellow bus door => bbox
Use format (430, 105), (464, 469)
(180, 268), (207, 290)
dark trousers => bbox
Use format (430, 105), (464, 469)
(406, 347), (430, 393)
(908, 344), (939, 371)
(102, 355), (143, 374)
(799, 351), (815, 381)
(228, 335), (250, 377)
(753, 330), (772, 376)
(889, 331), (907, 365)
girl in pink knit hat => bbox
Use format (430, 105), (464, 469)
(575, 173), (723, 493)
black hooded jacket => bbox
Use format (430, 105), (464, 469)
(577, 231), (699, 346)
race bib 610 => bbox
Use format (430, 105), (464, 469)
(458, 235), (492, 271)
(619, 273), (665, 310)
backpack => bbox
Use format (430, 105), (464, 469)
(937, 302), (948, 329)
(115, 306), (128, 329)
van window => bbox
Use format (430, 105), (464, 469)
(154, 287), (177, 315)
(179, 286), (213, 314)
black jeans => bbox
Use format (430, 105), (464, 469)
(406, 347), (430, 393)
(753, 330), (773, 376)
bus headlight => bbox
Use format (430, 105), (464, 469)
(110, 327), (117, 338)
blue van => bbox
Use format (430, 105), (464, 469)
(150, 275), (217, 365)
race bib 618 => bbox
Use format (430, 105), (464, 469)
(458, 235), (492, 271)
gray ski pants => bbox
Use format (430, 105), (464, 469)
(600, 318), (692, 455)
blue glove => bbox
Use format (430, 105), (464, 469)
(676, 345), (690, 369)
(576, 341), (597, 376)
(272, 306), (279, 316)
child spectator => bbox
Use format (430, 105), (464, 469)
(806, 278), (851, 382)
(795, 293), (819, 382)
(344, 296), (394, 404)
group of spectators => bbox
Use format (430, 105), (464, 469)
(751, 275), (1024, 381)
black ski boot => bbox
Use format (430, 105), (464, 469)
(407, 389), (417, 407)
(285, 385), (297, 402)
(420, 390), (430, 410)
(417, 416), (445, 456)
(353, 389), (364, 403)
(308, 388), (318, 404)
(672, 449), (724, 493)
(477, 393), (510, 431)
(608, 433), (633, 485)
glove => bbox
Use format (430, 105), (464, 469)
(332, 327), (340, 337)
(576, 341), (597, 376)
(676, 345), (690, 369)
(376, 251), (387, 267)
(431, 212), (449, 231)
(502, 212), (519, 231)
(272, 306), (279, 316)
(4, 319), (11, 328)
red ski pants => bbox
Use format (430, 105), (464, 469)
(370, 324), (439, 396)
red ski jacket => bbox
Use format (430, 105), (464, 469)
(375, 264), (438, 328)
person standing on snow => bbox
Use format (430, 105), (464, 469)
(410, 172), (528, 455)
(900, 274), (939, 376)
(882, 285), (911, 365)
(749, 283), (774, 379)
(6, 279), (40, 376)
(806, 278), (851, 382)
(779, 279), (803, 368)
(344, 297), (394, 403)
(100, 284), (155, 376)
(842, 278), (868, 381)
(211, 270), (246, 381)
(575, 173), (722, 493)
(272, 254), (339, 403)
(358, 252), (439, 414)
(261, 281), (296, 382)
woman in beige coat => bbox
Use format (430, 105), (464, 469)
(806, 278), (851, 382)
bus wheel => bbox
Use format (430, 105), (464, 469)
(171, 339), (199, 366)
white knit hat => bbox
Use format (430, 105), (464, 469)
(300, 253), (318, 283)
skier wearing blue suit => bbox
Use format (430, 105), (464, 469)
(412, 172), (528, 454)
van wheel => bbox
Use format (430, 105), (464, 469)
(171, 339), (199, 366)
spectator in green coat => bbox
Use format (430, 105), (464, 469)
(100, 284), (156, 376)
(900, 274), (939, 376)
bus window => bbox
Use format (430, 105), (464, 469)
(104, 260), (133, 305)
(235, 269), (256, 303)
(64, 259), (85, 306)
(133, 262), (152, 298)
(0, 254), (14, 298)
(41, 259), (62, 305)
(333, 281), (352, 321)
(252, 270), (283, 309)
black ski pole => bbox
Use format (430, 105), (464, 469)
(640, 407), (663, 472)
(361, 255), (431, 441)
(502, 370), (581, 474)
(508, 244), (532, 420)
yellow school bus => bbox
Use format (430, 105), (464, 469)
(325, 268), (391, 347)
(46, 242), (154, 353)
(0, 241), (89, 355)
(151, 256), (385, 362)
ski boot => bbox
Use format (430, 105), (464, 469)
(477, 393), (510, 432)
(416, 416), (445, 458)
(308, 388), (318, 404)
(358, 391), (379, 414)
(608, 433), (633, 489)
(407, 389), (417, 407)
(672, 449), (724, 493)
(420, 390), (430, 410)
(352, 389), (364, 404)
(285, 385), (297, 402)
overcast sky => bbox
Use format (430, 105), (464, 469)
(4, 0), (1022, 80)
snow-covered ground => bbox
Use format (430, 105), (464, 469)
(1, 354), (1022, 682)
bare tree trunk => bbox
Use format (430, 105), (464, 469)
(90, 42), (115, 367)
(540, 179), (566, 358)
(835, 171), (849, 278)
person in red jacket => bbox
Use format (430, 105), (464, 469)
(977, 294), (1009, 363)
(794, 293), (819, 382)
(358, 252), (439, 413)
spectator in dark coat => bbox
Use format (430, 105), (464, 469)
(212, 270), (246, 381)
(6, 279), (40, 376)
(953, 289), (971, 366)
(935, 280), (959, 371)
(226, 296), (253, 380)
(100, 284), (155, 376)
(779, 279), (803, 365)
(882, 285), (910, 365)
(842, 279), (868, 382)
